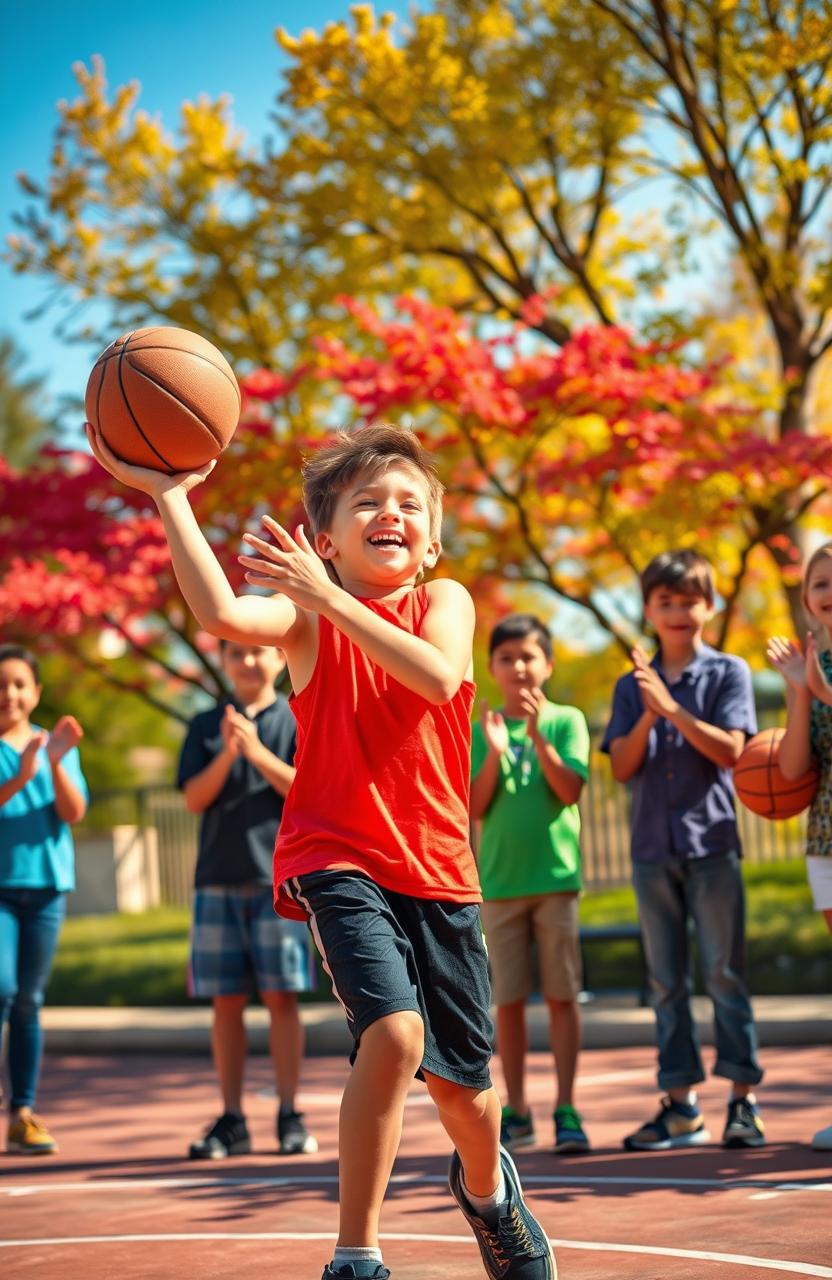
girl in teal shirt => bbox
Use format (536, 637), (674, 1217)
(0, 644), (87, 1154)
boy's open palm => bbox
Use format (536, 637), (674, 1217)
(85, 423), (216, 498)
(46, 716), (83, 764)
(239, 518), (333, 613)
(767, 635), (807, 688)
(480, 702), (509, 756)
(518, 686), (546, 737)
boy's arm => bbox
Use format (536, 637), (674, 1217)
(525, 692), (585, 805)
(87, 426), (305, 646)
(608, 711), (657, 782)
(182, 747), (237, 814)
(470, 707), (508, 819)
(48, 719), (87, 824)
(241, 521), (474, 704)
(633, 653), (745, 768)
(224, 708), (296, 798)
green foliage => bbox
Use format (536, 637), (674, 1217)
(0, 335), (54, 466)
(48, 860), (828, 1006)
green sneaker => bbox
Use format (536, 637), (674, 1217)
(553, 1104), (590, 1154)
(500, 1105), (536, 1151)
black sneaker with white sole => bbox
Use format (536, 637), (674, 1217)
(449, 1144), (557, 1278)
(320, 1264), (390, 1279)
(722, 1098), (765, 1148)
(278, 1108), (319, 1155)
(188, 1112), (251, 1160)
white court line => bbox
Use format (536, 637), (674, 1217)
(3, 1174), (831, 1197)
(0, 1232), (830, 1276)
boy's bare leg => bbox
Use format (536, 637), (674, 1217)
(211, 994), (248, 1113)
(545, 998), (580, 1110)
(423, 1070), (502, 1195)
(495, 1000), (528, 1114)
(338, 1010), (425, 1246)
(261, 990), (303, 1110)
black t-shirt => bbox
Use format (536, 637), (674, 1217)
(177, 695), (297, 888)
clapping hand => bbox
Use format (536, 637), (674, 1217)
(806, 633), (832, 707)
(518, 686), (546, 741)
(222, 705), (260, 760)
(18, 731), (48, 784)
(766, 635), (807, 689)
(480, 701), (509, 756)
(632, 646), (676, 718)
(47, 716), (83, 764)
(239, 518), (333, 612)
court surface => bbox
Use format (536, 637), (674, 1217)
(2, 1044), (830, 1279)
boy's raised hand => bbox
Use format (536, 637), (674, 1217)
(632, 646), (675, 718)
(239, 518), (333, 612)
(479, 701), (509, 757)
(85, 423), (216, 498)
(766, 635), (807, 688)
(518, 686), (546, 740)
(47, 716), (83, 764)
(805, 633), (832, 706)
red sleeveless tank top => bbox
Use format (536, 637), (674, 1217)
(274, 585), (481, 919)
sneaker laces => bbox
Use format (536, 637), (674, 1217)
(479, 1202), (536, 1265)
(204, 1113), (244, 1145)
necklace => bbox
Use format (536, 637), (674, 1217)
(503, 734), (534, 787)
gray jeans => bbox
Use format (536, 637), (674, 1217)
(632, 851), (763, 1091)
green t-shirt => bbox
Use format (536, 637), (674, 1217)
(471, 700), (590, 900)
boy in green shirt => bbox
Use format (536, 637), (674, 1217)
(471, 613), (591, 1155)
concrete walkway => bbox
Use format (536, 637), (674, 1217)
(42, 993), (832, 1055)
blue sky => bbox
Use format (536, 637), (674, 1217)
(2, 0), (409, 421)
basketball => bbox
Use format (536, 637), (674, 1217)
(734, 727), (818, 820)
(85, 327), (241, 473)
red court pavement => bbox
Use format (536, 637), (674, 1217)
(1, 1044), (830, 1280)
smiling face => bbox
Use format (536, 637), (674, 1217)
(643, 586), (713, 655)
(804, 551), (832, 634)
(314, 462), (441, 596)
(0, 657), (41, 736)
(220, 643), (286, 703)
(489, 634), (553, 715)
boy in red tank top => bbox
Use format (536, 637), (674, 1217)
(86, 420), (556, 1280)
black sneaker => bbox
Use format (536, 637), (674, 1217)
(278, 1108), (318, 1155)
(188, 1112), (251, 1160)
(449, 1145), (557, 1278)
(723, 1098), (765, 1148)
(321, 1265), (390, 1279)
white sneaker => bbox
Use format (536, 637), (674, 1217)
(812, 1124), (832, 1151)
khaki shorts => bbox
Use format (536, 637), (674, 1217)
(481, 892), (582, 1004)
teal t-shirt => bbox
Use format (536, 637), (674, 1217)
(471, 700), (590, 900)
(0, 729), (88, 892)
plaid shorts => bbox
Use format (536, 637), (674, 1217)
(190, 884), (317, 998)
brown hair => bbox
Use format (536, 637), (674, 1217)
(801, 542), (832, 623)
(640, 549), (715, 607)
(302, 425), (444, 539)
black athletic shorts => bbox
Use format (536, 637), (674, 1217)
(285, 870), (493, 1090)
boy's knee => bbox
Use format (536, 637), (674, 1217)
(364, 1009), (425, 1073)
(425, 1071), (489, 1121)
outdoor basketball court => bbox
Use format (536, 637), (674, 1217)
(2, 1044), (830, 1279)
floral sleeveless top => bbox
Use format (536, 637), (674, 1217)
(807, 649), (832, 858)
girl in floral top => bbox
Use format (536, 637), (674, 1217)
(767, 540), (832, 1153)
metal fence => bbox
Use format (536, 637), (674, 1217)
(77, 748), (806, 909)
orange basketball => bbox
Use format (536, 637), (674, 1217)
(734, 727), (818, 820)
(85, 327), (241, 473)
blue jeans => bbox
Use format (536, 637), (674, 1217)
(0, 888), (66, 1111)
(632, 852), (763, 1091)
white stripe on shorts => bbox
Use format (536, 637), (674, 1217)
(290, 877), (354, 1022)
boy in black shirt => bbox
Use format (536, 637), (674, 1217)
(178, 641), (317, 1158)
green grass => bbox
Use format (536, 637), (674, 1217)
(47, 859), (831, 1006)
